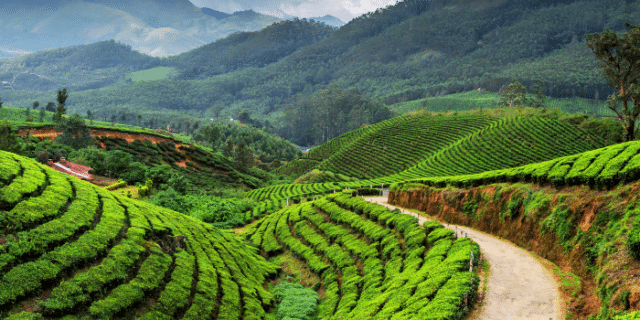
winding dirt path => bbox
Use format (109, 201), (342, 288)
(363, 196), (566, 320)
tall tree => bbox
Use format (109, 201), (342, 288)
(587, 22), (640, 142)
(0, 96), (3, 109)
(55, 114), (94, 150)
(32, 101), (39, 110)
(39, 107), (45, 123)
(54, 88), (68, 123)
(233, 141), (254, 171)
(201, 125), (221, 151)
(498, 78), (528, 108)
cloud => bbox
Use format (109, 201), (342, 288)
(189, 0), (398, 22)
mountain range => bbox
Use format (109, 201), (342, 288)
(0, 0), (290, 57)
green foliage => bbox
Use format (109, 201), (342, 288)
(586, 22), (640, 142)
(498, 78), (528, 108)
(628, 212), (640, 261)
(271, 282), (319, 320)
(152, 190), (254, 229)
(105, 179), (127, 191)
(0, 119), (25, 155)
(104, 150), (134, 178)
(282, 84), (394, 146)
(54, 114), (93, 150)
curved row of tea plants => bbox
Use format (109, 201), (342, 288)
(273, 116), (408, 177)
(392, 140), (640, 191)
(245, 182), (340, 202)
(315, 114), (496, 179)
(245, 192), (481, 320)
(339, 116), (607, 187)
(0, 150), (279, 320)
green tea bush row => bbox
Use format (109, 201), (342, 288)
(89, 245), (172, 319)
(0, 153), (20, 183)
(0, 156), (46, 207)
(0, 179), (97, 273)
(2, 171), (72, 231)
(272, 282), (319, 320)
(0, 192), (125, 308)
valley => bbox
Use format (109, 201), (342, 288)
(1, 0), (640, 319)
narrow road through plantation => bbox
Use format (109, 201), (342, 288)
(363, 196), (566, 320)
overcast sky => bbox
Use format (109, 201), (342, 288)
(189, 0), (399, 22)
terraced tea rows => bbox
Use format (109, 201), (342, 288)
(246, 182), (339, 202)
(245, 192), (481, 320)
(273, 116), (408, 177)
(404, 140), (640, 190)
(316, 115), (496, 179)
(0, 151), (278, 320)
(347, 116), (607, 186)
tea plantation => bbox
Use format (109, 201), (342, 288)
(0, 151), (279, 319)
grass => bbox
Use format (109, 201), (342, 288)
(129, 67), (178, 82)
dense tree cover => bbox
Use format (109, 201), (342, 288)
(587, 22), (640, 142)
(169, 19), (335, 80)
(280, 84), (394, 146)
(1, 0), (639, 140)
(193, 120), (302, 163)
(151, 189), (254, 229)
(54, 113), (93, 150)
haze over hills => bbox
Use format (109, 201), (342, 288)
(0, 0), (638, 146)
(0, 0), (283, 57)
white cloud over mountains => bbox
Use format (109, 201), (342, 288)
(189, 0), (398, 22)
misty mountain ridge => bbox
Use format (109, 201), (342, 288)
(0, 0), (283, 57)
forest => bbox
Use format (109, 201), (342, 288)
(0, 0), (637, 141)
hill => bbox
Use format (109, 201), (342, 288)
(0, 0), (283, 58)
(167, 19), (335, 80)
(276, 108), (619, 182)
(0, 150), (279, 319)
(0, 150), (484, 319)
(0, 40), (164, 92)
(3, 0), (638, 128)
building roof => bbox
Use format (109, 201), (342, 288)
(51, 159), (93, 180)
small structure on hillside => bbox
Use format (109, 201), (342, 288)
(48, 157), (93, 181)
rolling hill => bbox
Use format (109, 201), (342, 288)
(0, 150), (483, 319)
(275, 108), (616, 182)
(2, 0), (636, 129)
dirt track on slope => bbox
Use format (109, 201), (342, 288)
(363, 196), (566, 320)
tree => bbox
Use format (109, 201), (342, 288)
(223, 138), (234, 158)
(24, 108), (31, 122)
(587, 22), (640, 142)
(39, 107), (45, 123)
(55, 114), (94, 150)
(45, 102), (56, 112)
(32, 101), (39, 110)
(110, 114), (116, 126)
(201, 125), (221, 150)
(233, 141), (254, 171)
(498, 78), (528, 108)
(105, 150), (134, 178)
(86, 110), (95, 125)
(137, 114), (142, 126)
(0, 119), (25, 154)
(528, 80), (546, 108)
(0, 96), (3, 109)
(214, 105), (223, 118)
(53, 88), (68, 123)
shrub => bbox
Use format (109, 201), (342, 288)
(272, 282), (319, 320)
(628, 214), (640, 261)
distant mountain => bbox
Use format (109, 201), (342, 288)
(201, 7), (231, 20)
(0, 0), (283, 57)
(168, 19), (335, 80)
(308, 15), (345, 27)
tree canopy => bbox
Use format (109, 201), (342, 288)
(587, 22), (640, 141)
